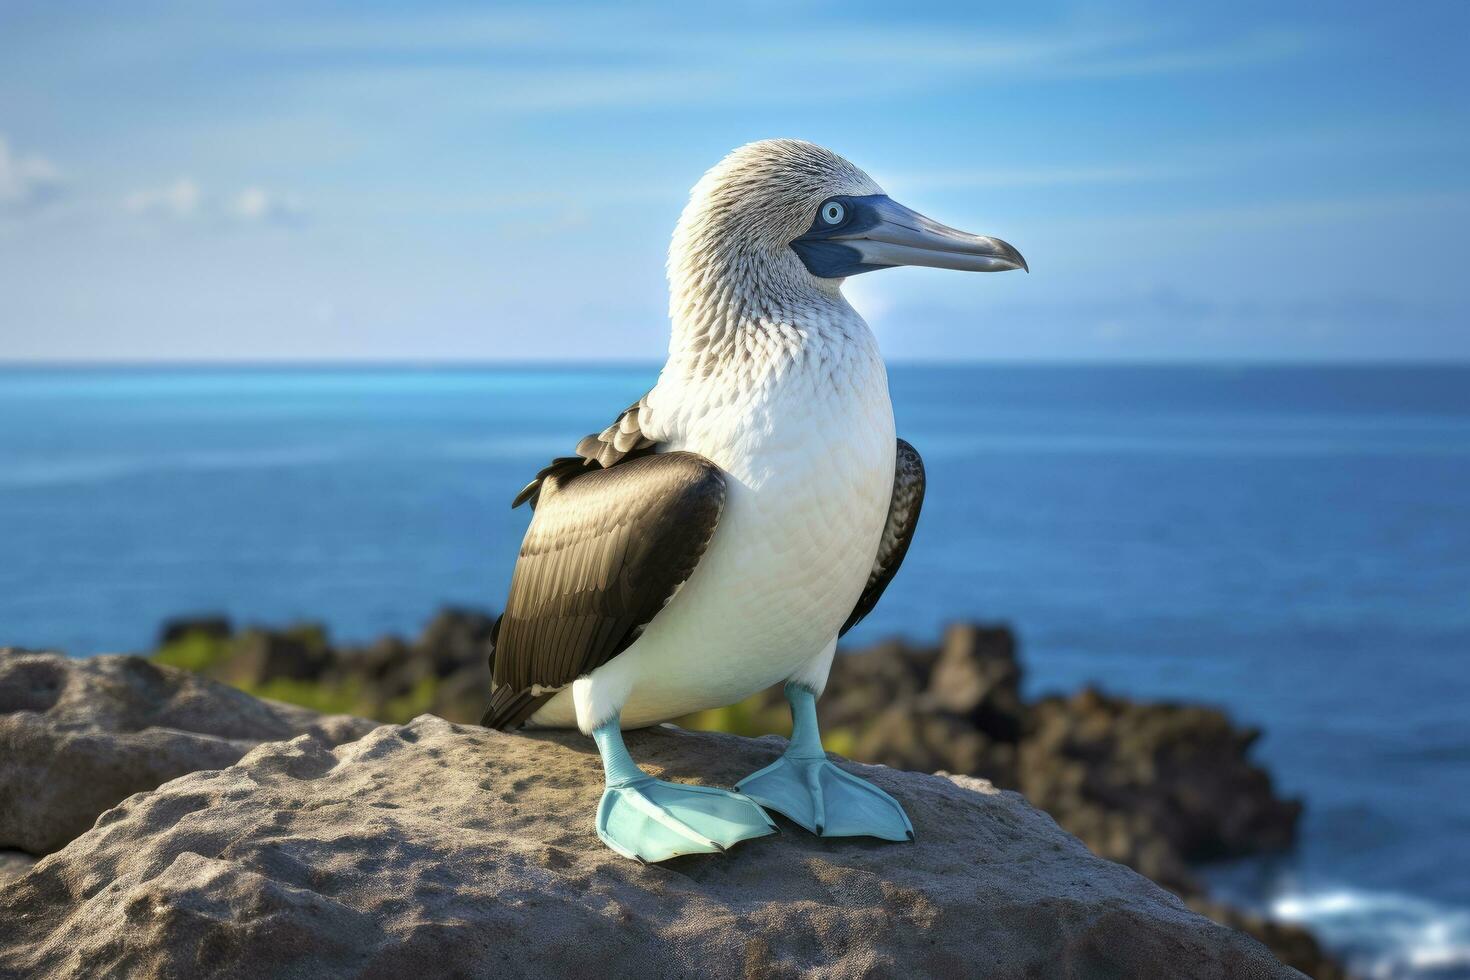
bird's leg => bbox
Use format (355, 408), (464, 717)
(590, 718), (776, 863)
(736, 683), (914, 842)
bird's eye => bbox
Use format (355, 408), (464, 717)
(820, 200), (846, 225)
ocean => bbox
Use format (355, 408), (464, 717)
(2, 363), (1467, 977)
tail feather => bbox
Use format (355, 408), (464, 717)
(481, 683), (552, 731)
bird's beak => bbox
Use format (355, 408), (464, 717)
(843, 196), (1028, 273)
(791, 194), (1027, 278)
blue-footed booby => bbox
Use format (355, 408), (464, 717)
(483, 139), (1026, 862)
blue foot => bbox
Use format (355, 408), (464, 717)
(736, 684), (914, 842)
(593, 722), (776, 863)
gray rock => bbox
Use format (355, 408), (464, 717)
(210, 627), (333, 687)
(0, 715), (1300, 979)
(926, 622), (1025, 741)
(0, 651), (377, 854)
(0, 850), (34, 885)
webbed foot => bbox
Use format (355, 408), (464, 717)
(736, 681), (913, 841)
(591, 719), (775, 863)
(737, 753), (913, 841)
(597, 777), (777, 862)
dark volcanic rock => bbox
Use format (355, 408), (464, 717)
(210, 625), (334, 687)
(156, 614), (232, 647)
(1020, 688), (1301, 892)
(927, 623), (1026, 740)
(810, 628), (1303, 896)
(0, 716), (1301, 979)
(416, 606), (497, 677)
(1190, 897), (1350, 980)
(193, 609), (497, 726)
(0, 650), (377, 855)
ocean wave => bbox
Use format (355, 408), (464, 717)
(1269, 884), (1470, 978)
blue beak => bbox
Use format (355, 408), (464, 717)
(791, 195), (1027, 279)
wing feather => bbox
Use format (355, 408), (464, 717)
(483, 451), (726, 729)
(840, 438), (926, 637)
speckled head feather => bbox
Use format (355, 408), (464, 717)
(666, 140), (883, 362)
(674, 140), (882, 254)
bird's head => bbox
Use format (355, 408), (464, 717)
(669, 139), (1025, 321)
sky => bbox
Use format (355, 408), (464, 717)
(1, 0), (1467, 363)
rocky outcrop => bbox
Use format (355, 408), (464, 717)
(1019, 688), (1299, 893)
(151, 608), (494, 726)
(145, 614), (1303, 892)
(135, 612), (1343, 978)
(772, 624), (1302, 897)
(725, 624), (1335, 979)
(0, 715), (1301, 979)
(0, 651), (377, 854)
(0, 850), (34, 886)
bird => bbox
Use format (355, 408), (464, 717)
(482, 139), (1026, 862)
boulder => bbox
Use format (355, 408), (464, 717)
(926, 623), (1025, 741)
(795, 630), (1303, 897)
(0, 716), (1301, 979)
(415, 606), (497, 678)
(1189, 897), (1349, 980)
(0, 850), (34, 886)
(155, 615), (232, 648)
(210, 626), (334, 687)
(0, 651), (377, 855)
(1019, 687), (1302, 892)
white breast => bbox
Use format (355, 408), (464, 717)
(530, 316), (896, 730)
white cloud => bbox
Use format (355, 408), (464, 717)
(0, 136), (64, 215)
(230, 187), (305, 225)
(123, 179), (305, 226)
(123, 178), (202, 220)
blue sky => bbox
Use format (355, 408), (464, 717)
(1, 1), (1466, 362)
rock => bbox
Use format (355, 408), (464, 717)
(156, 614), (233, 648)
(430, 664), (494, 726)
(800, 630), (1303, 896)
(210, 625), (334, 687)
(926, 623), (1025, 741)
(0, 850), (35, 885)
(0, 651), (377, 855)
(1019, 687), (1301, 892)
(819, 638), (938, 727)
(0, 716), (1301, 979)
(1188, 898), (1349, 980)
(415, 606), (497, 678)
(331, 635), (413, 686)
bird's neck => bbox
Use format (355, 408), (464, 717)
(664, 245), (869, 383)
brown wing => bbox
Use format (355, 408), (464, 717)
(840, 438), (925, 637)
(574, 392), (656, 468)
(483, 451), (725, 729)
(511, 393), (656, 509)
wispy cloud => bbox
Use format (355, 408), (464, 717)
(123, 178), (203, 220)
(160, 13), (1314, 114)
(1053, 189), (1470, 233)
(1048, 29), (1308, 79)
(892, 165), (1187, 192)
(0, 136), (64, 216)
(123, 179), (306, 226)
(230, 187), (305, 225)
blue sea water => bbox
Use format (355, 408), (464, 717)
(1, 363), (1467, 977)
